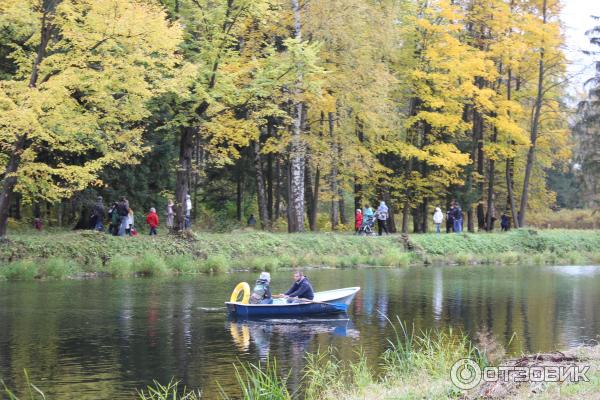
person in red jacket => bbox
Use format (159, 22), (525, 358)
(146, 207), (159, 236)
(355, 209), (363, 234)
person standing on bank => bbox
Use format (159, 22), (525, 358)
(355, 208), (363, 233)
(146, 208), (159, 236)
(376, 201), (389, 236)
(452, 201), (463, 233)
(166, 200), (174, 231)
(117, 197), (130, 236)
(433, 206), (444, 234)
(185, 194), (192, 229)
(92, 196), (105, 232)
(446, 204), (455, 233)
(126, 208), (135, 236)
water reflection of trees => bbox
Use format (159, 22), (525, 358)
(1, 267), (600, 399)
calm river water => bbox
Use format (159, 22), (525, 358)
(1, 265), (599, 399)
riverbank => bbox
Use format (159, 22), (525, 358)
(0, 229), (599, 280)
(222, 324), (600, 400)
(4, 321), (599, 399)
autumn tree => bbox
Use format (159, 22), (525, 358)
(0, 0), (182, 237)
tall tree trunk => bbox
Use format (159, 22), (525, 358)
(305, 161), (315, 230)
(506, 158), (518, 228)
(175, 126), (194, 231)
(329, 112), (339, 230)
(288, 0), (305, 232)
(412, 208), (420, 233)
(339, 194), (347, 225)
(505, 68), (519, 229)
(57, 200), (63, 227)
(475, 112), (485, 231)
(354, 119), (364, 212)
(519, 0), (547, 227)
(383, 190), (397, 233)
(401, 98), (419, 234)
(275, 156), (282, 220)
(421, 197), (429, 233)
(308, 167), (320, 231)
(236, 175), (243, 222)
(266, 121), (275, 220)
(485, 129), (498, 231)
(267, 153), (273, 220)
(254, 138), (270, 230)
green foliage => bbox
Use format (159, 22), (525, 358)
(202, 255), (229, 274)
(1, 370), (45, 400)
(107, 256), (135, 277)
(132, 254), (168, 276)
(0, 259), (38, 280)
(248, 256), (280, 272)
(380, 248), (412, 267)
(40, 258), (77, 279)
(219, 360), (291, 400)
(164, 255), (199, 274)
(138, 379), (201, 400)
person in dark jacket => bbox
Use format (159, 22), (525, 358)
(500, 212), (510, 232)
(92, 196), (105, 231)
(452, 202), (463, 233)
(117, 197), (130, 236)
(108, 202), (119, 235)
(446, 204), (455, 233)
(280, 271), (314, 301)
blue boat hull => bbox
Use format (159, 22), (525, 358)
(226, 301), (347, 317)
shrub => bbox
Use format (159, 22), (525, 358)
(164, 255), (198, 274)
(133, 254), (168, 276)
(247, 256), (280, 272)
(42, 258), (78, 279)
(202, 255), (229, 273)
(107, 256), (135, 277)
(454, 253), (474, 265)
(381, 248), (411, 267)
(0, 260), (38, 280)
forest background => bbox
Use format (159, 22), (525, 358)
(1, 0), (600, 236)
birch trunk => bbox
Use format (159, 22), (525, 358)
(519, 0), (547, 227)
(288, 0), (306, 232)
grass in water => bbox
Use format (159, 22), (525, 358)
(0, 260), (38, 280)
(137, 379), (201, 400)
(164, 254), (199, 274)
(219, 359), (291, 400)
(201, 255), (229, 273)
(107, 256), (135, 277)
(133, 254), (168, 276)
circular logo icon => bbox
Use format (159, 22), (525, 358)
(450, 358), (482, 390)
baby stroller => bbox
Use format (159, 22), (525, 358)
(358, 214), (376, 236)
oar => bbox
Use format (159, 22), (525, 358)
(294, 298), (348, 311)
(198, 306), (227, 313)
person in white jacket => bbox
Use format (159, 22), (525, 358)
(433, 207), (444, 234)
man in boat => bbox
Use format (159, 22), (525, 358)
(250, 272), (273, 304)
(278, 270), (314, 301)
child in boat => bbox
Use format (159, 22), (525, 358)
(250, 272), (273, 304)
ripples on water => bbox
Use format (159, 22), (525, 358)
(0, 265), (599, 399)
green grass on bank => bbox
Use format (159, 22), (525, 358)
(0, 229), (599, 280)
